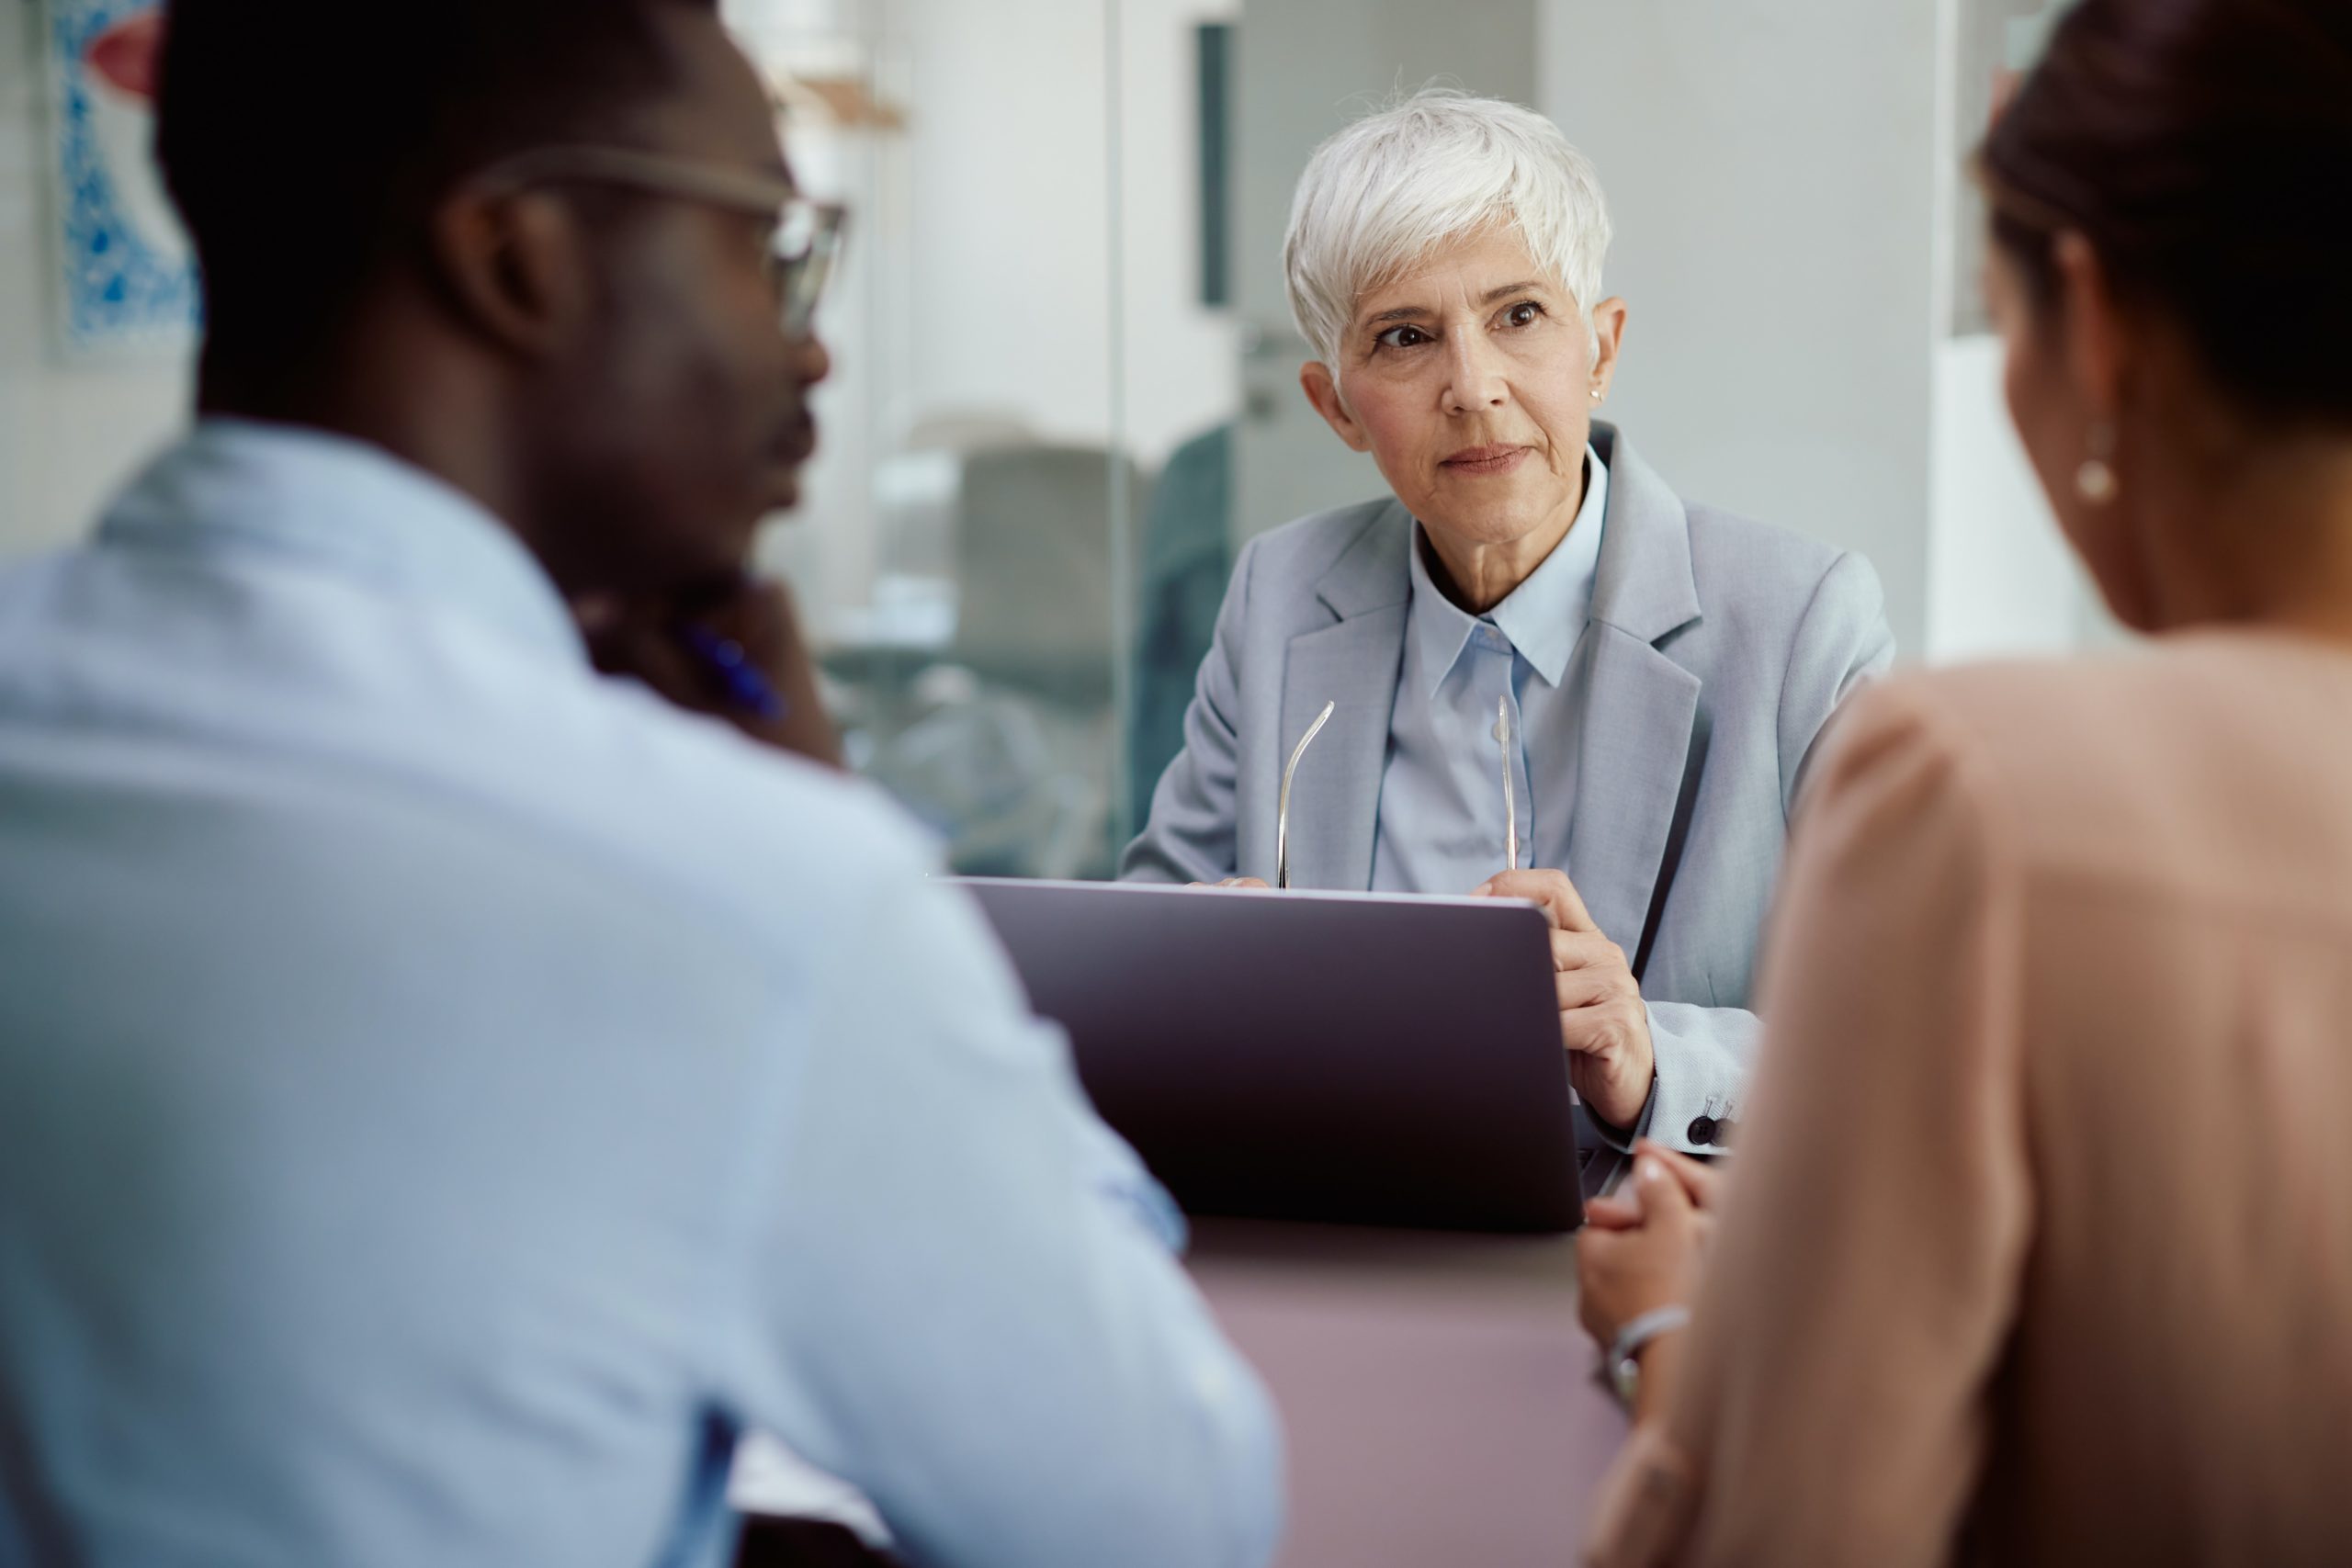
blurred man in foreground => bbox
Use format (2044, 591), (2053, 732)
(0, 4), (1281, 1566)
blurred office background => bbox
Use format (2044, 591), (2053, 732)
(0, 0), (2101, 881)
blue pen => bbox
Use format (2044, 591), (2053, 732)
(676, 624), (787, 722)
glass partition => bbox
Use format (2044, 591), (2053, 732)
(725, 0), (1245, 880)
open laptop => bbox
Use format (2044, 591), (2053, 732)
(956, 877), (1595, 1233)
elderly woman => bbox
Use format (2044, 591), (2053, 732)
(1576, 0), (2352, 1561)
(1123, 90), (1893, 1156)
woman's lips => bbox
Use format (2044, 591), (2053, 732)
(1442, 445), (1530, 477)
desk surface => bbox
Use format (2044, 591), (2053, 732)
(737, 1219), (1626, 1567)
(1187, 1218), (1626, 1568)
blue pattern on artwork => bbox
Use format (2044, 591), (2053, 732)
(50, 0), (201, 354)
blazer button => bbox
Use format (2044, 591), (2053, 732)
(1687, 1115), (1716, 1145)
(1712, 1117), (1736, 1147)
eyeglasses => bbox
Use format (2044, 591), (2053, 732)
(1495, 696), (1519, 874)
(1274, 701), (1335, 890)
(1272, 695), (1521, 890)
(472, 146), (847, 339)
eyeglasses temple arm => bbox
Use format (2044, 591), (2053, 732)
(1275, 700), (1336, 890)
(1499, 696), (1517, 874)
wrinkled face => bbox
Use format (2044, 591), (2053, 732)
(536, 5), (828, 596)
(1304, 226), (1620, 554)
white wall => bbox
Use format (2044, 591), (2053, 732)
(874, 0), (1235, 463)
(1922, 0), (2115, 664)
(1927, 335), (2072, 660)
(0, 4), (190, 561)
(1539, 0), (1940, 657)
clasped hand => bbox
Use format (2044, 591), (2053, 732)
(1577, 1140), (1718, 1350)
(1473, 869), (1654, 1130)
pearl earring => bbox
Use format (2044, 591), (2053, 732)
(1589, 387), (1603, 402)
(2076, 422), (2119, 505)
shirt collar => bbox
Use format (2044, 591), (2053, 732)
(1406, 443), (1609, 696)
(98, 419), (585, 663)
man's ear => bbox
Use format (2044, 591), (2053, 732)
(1299, 361), (1371, 452)
(424, 187), (595, 360)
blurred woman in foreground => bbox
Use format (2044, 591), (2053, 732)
(1576, 0), (2352, 1561)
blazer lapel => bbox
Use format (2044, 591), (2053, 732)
(1570, 629), (1702, 957)
(1280, 502), (1412, 890)
(1569, 424), (1706, 960)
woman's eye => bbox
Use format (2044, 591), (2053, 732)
(1374, 324), (1432, 350)
(1502, 301), (1544, 329)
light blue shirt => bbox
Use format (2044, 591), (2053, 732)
(1371, 446), (1608, 895)
(0, 423), (1281, 1568)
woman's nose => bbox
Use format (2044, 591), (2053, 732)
(1441, 334), (1509, 414)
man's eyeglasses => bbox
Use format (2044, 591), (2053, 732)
(473, 146), (846, 339)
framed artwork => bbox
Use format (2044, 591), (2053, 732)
(43, 0), (199, 360)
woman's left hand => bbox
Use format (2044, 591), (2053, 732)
(1576, 1141), (1719, 1348)
(1474, 868), (1655, 1128)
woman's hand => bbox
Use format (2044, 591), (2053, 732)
(576, 574), (843, 769)
(1576, 1141), (1719, 1349)
(1474, 868), (1655, 1128)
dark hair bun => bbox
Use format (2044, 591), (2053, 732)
(1983, 0), (2352, 426)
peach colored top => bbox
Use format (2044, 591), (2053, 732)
(1586, 633), (2352, 1567)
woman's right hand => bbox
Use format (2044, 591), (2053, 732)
(1577, 1141), (1721, 1353)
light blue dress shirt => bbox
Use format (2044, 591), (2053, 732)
(0, 423), (1281, 1568)
(1371, 446), (1608, 895)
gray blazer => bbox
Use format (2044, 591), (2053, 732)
(1121, 423), (1894, 1159)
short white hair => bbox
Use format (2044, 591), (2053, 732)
(1283, 88), (1613, 367)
